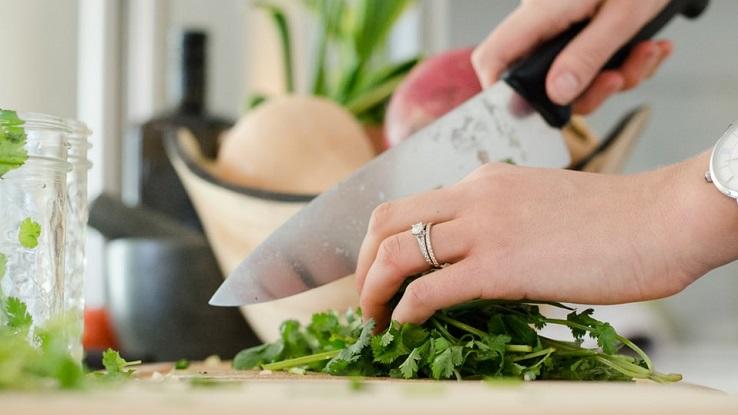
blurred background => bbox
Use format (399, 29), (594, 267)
(0, 0), (736, 390)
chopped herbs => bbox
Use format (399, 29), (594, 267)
(232, 301), (680, 383)
(175, 359), (191, 370)
(97, 349), (141, 381)
(0, 293), (141, 390)
(0, 297), (85, 389)
(0, 109), (28, 177)
(18, 218), (41, 249)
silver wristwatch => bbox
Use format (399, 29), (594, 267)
(705, 122), (738, 201)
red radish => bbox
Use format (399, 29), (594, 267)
(385, 47), (481, 147)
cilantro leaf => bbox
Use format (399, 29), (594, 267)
(431, 344), (463, 380)
(3, 297), (32, 331)
(398, 340), (431, 379)
(371, 321), (429, 365)
(476, 333), (511, 361)
(593, 322), (619, 355)
(100, 348), (140, 379)
(380, 327), (394, 347)
(399, 347), (422, 379)
(503, 315), (538, 346)
(325, 320), (374, 374)
(280, 320), (311, 358)
(175, 359), (190, 370)
(233, 341), (284, 370)
(308, 311), (340, 343)
(0, 109), (28, 178)
(567, 309), (621, 354)
(18, 218), (41, 249)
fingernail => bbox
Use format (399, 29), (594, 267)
(551, 71), (580, 103)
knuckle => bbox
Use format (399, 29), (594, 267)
(566, 52), (602, 81)
(376, 234), (403, 270)
(470, 47), (485, 71)
(368, 202), (393, 234)
(403, 280), (432, 312)
(472, 161), (512, 178)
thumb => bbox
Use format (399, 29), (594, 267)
(546, 1), (667, 105)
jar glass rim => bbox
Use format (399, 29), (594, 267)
(2, 155), (72, 174)
(16, 112), (73, 133)
(64, 118), (92, 136)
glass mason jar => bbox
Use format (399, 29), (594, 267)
(63, 118), (92, 360)
(0, 112), (71, 337)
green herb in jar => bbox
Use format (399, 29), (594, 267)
(18, 218), (41, 249)
(0, 109), (28, 177)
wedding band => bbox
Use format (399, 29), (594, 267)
(411, 222), (433, 267)
(424, 223), (441, 268)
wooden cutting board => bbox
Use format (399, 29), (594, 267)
(2, 361), (737, 415)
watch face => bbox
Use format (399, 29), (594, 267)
(710, 123), (738, 197)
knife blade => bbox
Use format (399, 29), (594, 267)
(210, 0), (708, 307)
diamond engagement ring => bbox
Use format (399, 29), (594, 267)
(424, 223), (441, 268)
(411, 222), (434, 267)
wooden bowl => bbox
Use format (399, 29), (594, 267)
(167, 130), (358, 341)
(167, 107), (651, 342)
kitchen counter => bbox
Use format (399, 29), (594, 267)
(2, 361), (738, 415)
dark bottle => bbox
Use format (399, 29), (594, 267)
(128, 30), (231, 231)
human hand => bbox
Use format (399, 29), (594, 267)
(472, 0), (672, 114)
(356, 152), (738, 329)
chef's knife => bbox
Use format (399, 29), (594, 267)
(211, 0), (708, 306)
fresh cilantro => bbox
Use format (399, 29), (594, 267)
(431, 344), (463, 380)
(233, 341), (284, 370)
(3, 297), (32, 332)
(325, 320), (374, 375)
(175, 359), (190, 370)
(233, 298), (680, 383)
(398, 348), (421, 379)
(567, 309), (620, 354)
(18, 218), (41, 249)
(0, 109), (28, 178)
(0, 298), (87, 390)
(99, 348), (141, 380)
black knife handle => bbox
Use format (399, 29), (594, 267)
(503, 0), (709, 128)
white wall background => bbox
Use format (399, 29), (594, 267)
(0, 0), (78, 117)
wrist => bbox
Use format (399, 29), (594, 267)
(660, 151), (738, 282)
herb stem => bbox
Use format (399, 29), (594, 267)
(593, 356), (647, 379)
(436, 314), (487, 338)
(505, 345), (534, 353)
(650, 372), (683, 383)
(617, 335), (654, 372)
(430, 317), (458, 343)
(544, 318), (655, 372)
(262, 350), (341, 371)
(437, 314), (531, 353)
(510, 347), (556, 363)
